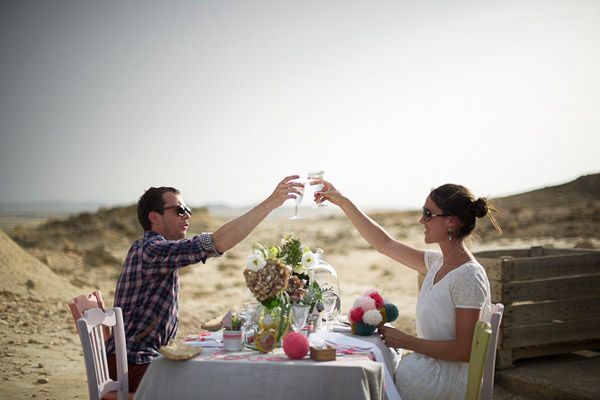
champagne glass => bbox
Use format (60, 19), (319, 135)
(289, 181), (305, 220)
(321, 290), (339, 331)
(289, 304), (310, 333)
(308, 170), (326, 208)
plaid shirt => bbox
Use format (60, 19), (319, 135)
(107, 230), (222, 364)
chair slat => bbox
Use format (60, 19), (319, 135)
(466, 320), (492, 400)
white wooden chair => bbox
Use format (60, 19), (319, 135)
(466, 320), (492, 400)
(77, 307), (130, 400)
(481, 303), (504, 400)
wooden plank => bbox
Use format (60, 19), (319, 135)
(543, 248), (600, 256)
(476, 249), (531, 260)
(501, 318), (600, 348)
(503, 253), (600, 281)
(489, 280), (503, 304)
(510, 339), (600, 362)
(503, 298), (600, 327)
(502, 275), (600, 303)
(479, 257), (503, 281)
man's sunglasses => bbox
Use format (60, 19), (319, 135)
(422, 206), (449, 222)
(161, 204), (192, 217)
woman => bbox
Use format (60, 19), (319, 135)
(313, 181), (501, 400)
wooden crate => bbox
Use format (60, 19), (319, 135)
(474, 246), (600, 369)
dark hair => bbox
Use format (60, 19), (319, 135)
(430, 184), (501, 239)
(137, 186), (180, 231)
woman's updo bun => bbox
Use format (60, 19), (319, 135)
(472, 197), (489, 219)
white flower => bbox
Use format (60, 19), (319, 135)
(363, 309), (383, 326)
(300, 251), (318, 269)
(246, 251), (266, 271)
(292, 263), (307, 274)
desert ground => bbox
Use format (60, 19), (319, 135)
(1, 175), (599, 399)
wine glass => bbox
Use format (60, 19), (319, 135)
(308, 170), (326, 208)
(321, 290), (339, 331)
(289, 181), (305, 220)
(239, 302), (260, 345)
(289, 304), (310, 333)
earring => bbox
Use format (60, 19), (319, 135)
(447, 229), (454, 241)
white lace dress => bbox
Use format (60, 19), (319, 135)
(395, 251), (491, 400)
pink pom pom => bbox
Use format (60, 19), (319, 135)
(368, 292), (385, 308)
(354, 296), (376, 311)
(349, 307), (365, 324)
(283, 332), (309, 359)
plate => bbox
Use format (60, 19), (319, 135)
(159, 341), (203, 361)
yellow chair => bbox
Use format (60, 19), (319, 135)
(466, 320), (492, 400)
(481, 303), (504, 400)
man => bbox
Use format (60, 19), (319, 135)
(107, 175), (302, 391)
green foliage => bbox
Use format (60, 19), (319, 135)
(279, 236), (303, 267)
(302, 281), (323, 313)
(230, 314), (243, 330)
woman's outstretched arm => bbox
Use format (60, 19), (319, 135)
(314, 180), (426, 274)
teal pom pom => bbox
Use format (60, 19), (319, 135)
(384, 303), (399, 323)
(353, 322), (377, 336)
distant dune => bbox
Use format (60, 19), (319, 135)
(0, 229), (76, 299)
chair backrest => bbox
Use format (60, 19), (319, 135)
(77, 307), (129, 400)
(466, 320), (492, 400)
(69, 291), (106, 323)
(69, 291), (111, 340)
(480, 303), (504, 400)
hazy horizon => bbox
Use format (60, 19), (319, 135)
(1, 1), (599, 210)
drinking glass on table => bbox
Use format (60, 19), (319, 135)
(239, 302), (260, 345)
(289, 181), (305, 220)
(308, 170), (326, 207)
(289, 304), (310, 333)
(321, 290), (339, 331)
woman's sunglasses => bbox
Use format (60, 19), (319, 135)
(422, 206), (449, 222)
(162, 204), (192, 217)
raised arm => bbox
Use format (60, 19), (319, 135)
(212, 175), (302, 253)
(314, 180), (426, 274)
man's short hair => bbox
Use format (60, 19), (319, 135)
(137, 187), (180, 231)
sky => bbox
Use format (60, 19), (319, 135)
(1, 0), (599, 211)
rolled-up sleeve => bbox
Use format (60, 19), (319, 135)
(143, 233), (222, 275)
(197, 233), (222, 262)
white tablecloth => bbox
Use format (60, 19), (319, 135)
(134, 332), (400, 400)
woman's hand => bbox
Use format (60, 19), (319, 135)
(379, 325), (414, 350)
(311, 179), (345, 207)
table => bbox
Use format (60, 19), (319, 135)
(134, 332), (401, 400)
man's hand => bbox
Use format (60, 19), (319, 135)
(213, 174), (303, 254)
(265, 175), (304, 209)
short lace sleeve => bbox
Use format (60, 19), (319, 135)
(450, 263), (489, 309)
(424, 251), (443, 272)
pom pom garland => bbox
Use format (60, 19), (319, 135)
(283, 332), (310, 359)
(350, 290), (398, 336)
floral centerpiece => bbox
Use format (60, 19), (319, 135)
(348, 289), (399, 336)
(243, 234), (325, 352)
